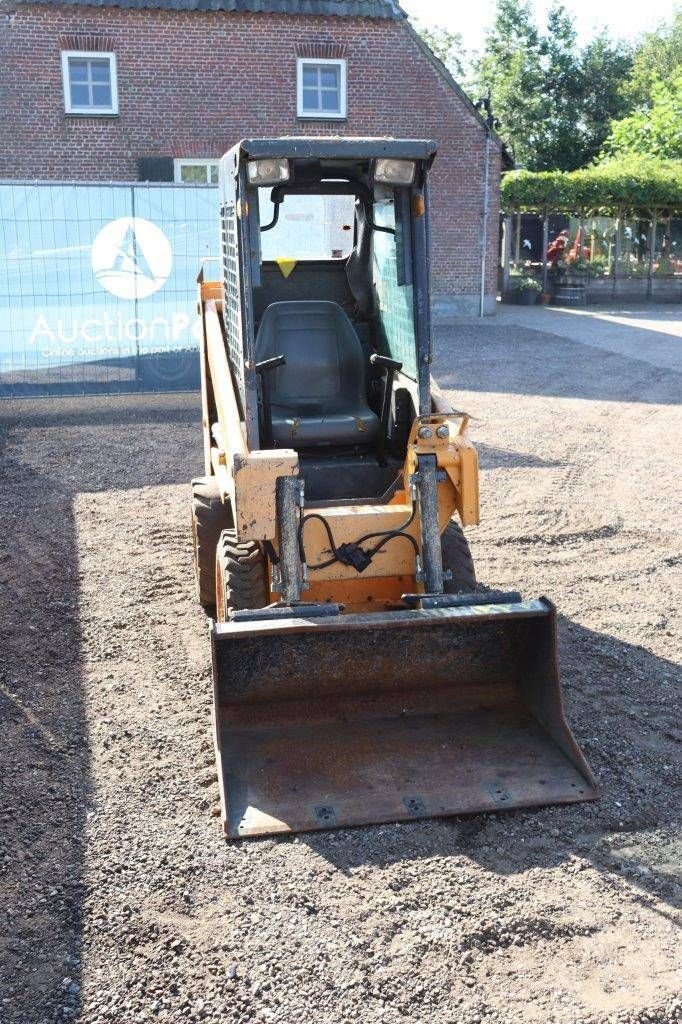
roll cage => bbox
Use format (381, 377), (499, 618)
(218, 137), (437, 450)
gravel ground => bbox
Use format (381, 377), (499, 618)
(1, 311), (680, 1024)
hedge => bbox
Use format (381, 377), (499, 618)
(501, 156), (682, 216)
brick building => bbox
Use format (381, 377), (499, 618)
(0, 0), (503, 314)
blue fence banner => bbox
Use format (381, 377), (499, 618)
(0, 182), (218, 397)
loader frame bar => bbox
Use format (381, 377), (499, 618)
(212, 597), (551, 641)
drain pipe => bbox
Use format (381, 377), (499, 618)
(477, 95), (496, 319)
(479, 127), (491, 318)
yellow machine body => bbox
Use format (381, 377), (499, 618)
(190, 138), (597, 839)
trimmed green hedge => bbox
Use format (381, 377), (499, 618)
(501, 156), (682, 215)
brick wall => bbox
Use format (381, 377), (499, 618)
(0, 3), (502, 304)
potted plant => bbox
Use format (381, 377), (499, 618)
(589, 256), (609, 278)
(556, 257), (590, 286)
(511, 275), (542, 305)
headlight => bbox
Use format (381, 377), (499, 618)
(374, 158), (416, 186)
(246, 158), (290, 186)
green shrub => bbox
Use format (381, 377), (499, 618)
(501, 155), (682, 215)
(511, 275), (542, 292)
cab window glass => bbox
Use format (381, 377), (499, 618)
(372, 189), (417, 378)
(258, 190), (355, 261)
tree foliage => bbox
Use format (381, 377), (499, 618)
(579, 34), (635, 165)
(534, 2), (585, 170)
(473, 0), (547, 168)
(414, 23), (466, 80)
(415, 1), (681, 174)
(501, 156), (682, 215)
(466, 0), (681, 170)
(470, 0), (638, 170)
(625, 9), (682, 105)
(602, 75), (682, 160)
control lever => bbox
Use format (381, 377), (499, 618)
(370, 353), (403, 466)
(256, 355), (286, 374)
(256, 354), (286, 447)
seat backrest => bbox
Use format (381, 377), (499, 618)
(255, 301), (368, 410)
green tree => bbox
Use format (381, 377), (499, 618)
(602, 75), (682, 159)
(420, 0), (679, 171)
(472, 0), (548, 168)
(579, 34), (634, 165)
(535, 2), (584, 170)
(469, 0), (639, 169)
(626, 9), (682, 105)
(414, 23), (467, 80)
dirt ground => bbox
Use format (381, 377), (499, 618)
(1, 309), (680, 1024)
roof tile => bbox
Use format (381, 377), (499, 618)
(13, 0), (404, 17)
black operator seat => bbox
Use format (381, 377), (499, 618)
(254, 301), (380, 448)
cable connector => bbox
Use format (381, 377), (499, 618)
(336, 543), (373, 573)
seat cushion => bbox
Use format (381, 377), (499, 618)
(255, 300), (379, 448)
(270, 407), (379, 447)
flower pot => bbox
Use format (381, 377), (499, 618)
(517, 288), (539, 306)
(561, 271), (587, 288)
(554, 285), (586, 307)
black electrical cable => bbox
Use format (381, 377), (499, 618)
(263, 540), (279, 565)
(354, 502), (417, 547)
(298, 513), (340, 570)
(298, 499), (419, 572)
(367, 531), (419, 559)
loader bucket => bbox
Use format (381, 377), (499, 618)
(210, 598), (597, 838)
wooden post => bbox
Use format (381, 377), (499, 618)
(502, 214), (512, 297)
(590, 220), (596, 266)
(515, 212), (521, 264)
(541, 209), (549, 294)
(614, 207), (618, 299)
(648, 210), (657, 300)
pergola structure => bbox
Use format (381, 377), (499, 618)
(500, 156), (682, 297)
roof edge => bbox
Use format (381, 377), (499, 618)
(236, 136), (437, 162)
(6, 0), (406, 16)
(404, 21), (509, 161)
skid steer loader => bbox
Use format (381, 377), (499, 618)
(191, 137), (597, 838)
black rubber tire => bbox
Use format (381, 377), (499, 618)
(191, 476), (233, 609)
(441, 519), (477, 594)
(215, 529), (268, 623)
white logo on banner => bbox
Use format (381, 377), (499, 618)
(91, 217), (173, 299)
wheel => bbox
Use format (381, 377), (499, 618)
(191, 476), (233, 609)
(215, 529), (268, 623)
(441, 519), (476, 593)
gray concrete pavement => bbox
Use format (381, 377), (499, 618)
(495, 303), (681, 372)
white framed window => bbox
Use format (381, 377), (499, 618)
(297, 58), (347, 120)
(61, 51), (118, 115)
(174, 159), (219, 185)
